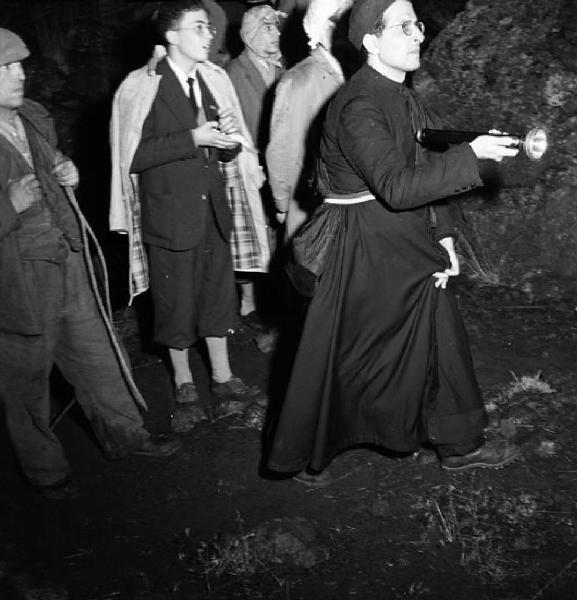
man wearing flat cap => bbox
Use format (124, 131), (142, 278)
(267, 0), (521, 487)
(0, 29), (181, 500)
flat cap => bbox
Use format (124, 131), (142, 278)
(348, 0), (396, 50)
(0, 28), (29, 66)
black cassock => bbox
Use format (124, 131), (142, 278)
(268, 65), (488, 473)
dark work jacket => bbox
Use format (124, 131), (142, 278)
(130, 58), (233, 250)
(0, 100), (81, 335)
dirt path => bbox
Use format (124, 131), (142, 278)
(1, 283), (577, 600)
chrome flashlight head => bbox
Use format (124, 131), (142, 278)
(522, 127), (548, 161)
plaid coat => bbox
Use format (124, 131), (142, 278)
(202, 62), (270, 273)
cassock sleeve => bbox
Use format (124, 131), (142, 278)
(338, 97), (483, 211)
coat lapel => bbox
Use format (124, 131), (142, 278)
(238, 50), (267, 96)
(197, 73), (219, 122)
(0, 134), (33, 175)
(156, 59), (196, 129)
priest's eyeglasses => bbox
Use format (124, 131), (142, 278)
(383, 20), (425, 37)
(175, 23), (216, 37)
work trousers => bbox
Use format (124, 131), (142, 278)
(0, 251), (149, 487)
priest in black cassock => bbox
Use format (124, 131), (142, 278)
(266, 0), (521, 487)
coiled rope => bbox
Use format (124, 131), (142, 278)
(50, 188), (147, 430)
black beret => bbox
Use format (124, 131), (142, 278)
(348, 0), (397, 50)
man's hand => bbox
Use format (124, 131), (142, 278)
(53, 159), (79, 188)
(217, 108), (239, 135)
(432, 236), (459, 289)
(8, 174), (42, 213)
(470, 133), (519, 162)
(192, 121), (241, 150)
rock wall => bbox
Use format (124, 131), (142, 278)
(414, 0), (577, 295)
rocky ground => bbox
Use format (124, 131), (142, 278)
(1, 280), (577, 600)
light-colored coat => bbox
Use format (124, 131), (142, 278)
(266, 47), (344, 238)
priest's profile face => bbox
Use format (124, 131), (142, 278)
(364, 0), (424, 82)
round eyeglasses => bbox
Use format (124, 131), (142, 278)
(175, 23), (217, 37)
(383, 20), (425, 37)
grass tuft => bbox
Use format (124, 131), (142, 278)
(458, 234), (510, 287)
(196, 512), (262, 579)
(485, 371), (555, 413)
(418, 485), (550, 584)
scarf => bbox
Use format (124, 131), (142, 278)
(240, 5), (283, 68)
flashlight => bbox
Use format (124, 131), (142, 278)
(416, 127), (548, 161)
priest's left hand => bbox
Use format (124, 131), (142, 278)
(433, 236), (459, 289)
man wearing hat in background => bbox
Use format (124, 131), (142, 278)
(0, 28), (180, 500)
(226, 4), (283, 331)
(227, 4), (283, 161)
(266, 0), (521, 487)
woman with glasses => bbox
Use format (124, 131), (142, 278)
(266, 0), (520, 487)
